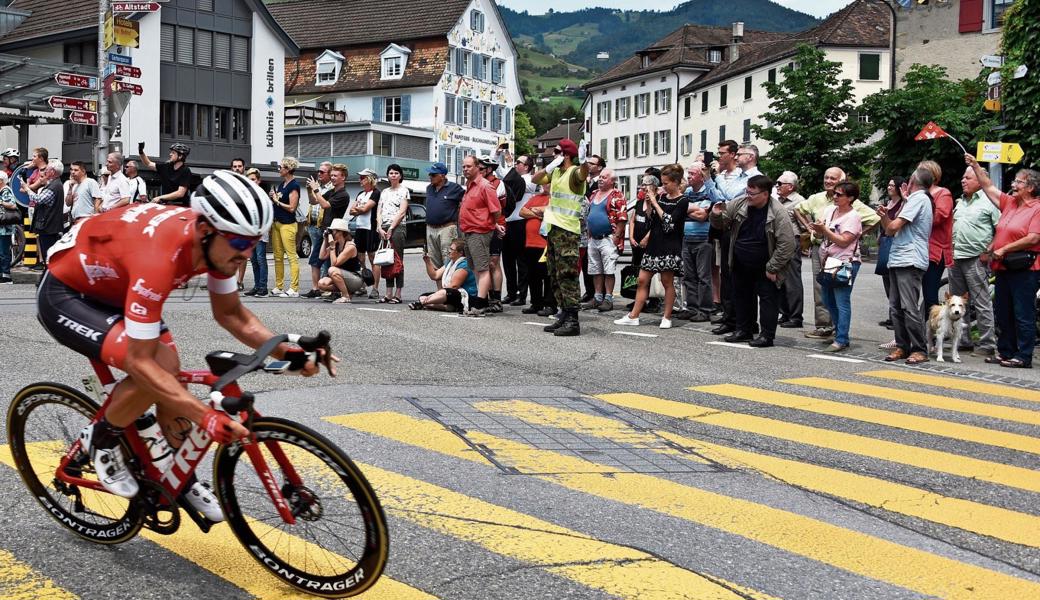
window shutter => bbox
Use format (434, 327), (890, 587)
(372, 97), (383, 122)
(471, 54), (480, 79)
(959, 0), (984, 33)
(456, 98), (465, 125)
(454, 147), (464, 175)
(176, 27), (194, 65)
(438, 145), (448, 164)
(160, 24), (175, 62)
(491, 106), (500, 131)
(504, 107), (511, 134)
(214, 33), (230, 70)
(401, 95), (411, 124)
(445, 94), (455, 123)
(198, 0), (214, 10)
(455, 48), (464, 75)
(196, 30), (212, 67)
(231, 36), (248, 72)
(742, 119), (751, 144)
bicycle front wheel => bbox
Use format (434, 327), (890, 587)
(6, 382), (143, 544)
(213, 417), (388, 598)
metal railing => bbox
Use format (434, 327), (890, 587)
(285, 106), (347, 127)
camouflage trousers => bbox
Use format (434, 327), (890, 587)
(546, 226), (581, 310)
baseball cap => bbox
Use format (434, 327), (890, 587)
(426, 162), (449, 175)
(357, 168), (378, 178)
(558, 139), (579, 158)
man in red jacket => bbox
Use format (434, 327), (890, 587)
(459, 155), (504, 317)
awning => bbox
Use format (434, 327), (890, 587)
(0, 51), (98, 112)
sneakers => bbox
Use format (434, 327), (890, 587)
(284, 289), (299, 298)
(185, 481), (225, 522)
(487, 299), (503, 313)
(613, 315), (640, 326)
(580, 299), (601, 310)
(270, 287), (286, 297)
(536, 306), (557, 318)
(302, 289), (322, 298)
(253, 289), (269, 298)
(79, 425), (139, 499)
(368, 288), (381, 300)
(597, 299), (614, 312)
(804, 328), (833, 340)
(0, 275), (12, 285)
(659, 318), (673, 329)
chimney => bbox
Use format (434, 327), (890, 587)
(730, 21), (744, 63)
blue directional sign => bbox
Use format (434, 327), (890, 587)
(108, 52), (132, 66)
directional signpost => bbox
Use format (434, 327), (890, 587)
(108, 52), (132, 66)
(980, 54), (1004, 68)
(54, 72), (98, 90)
(68, 111), (99, 126)
(48, 96), (97, 112)
(112, 81), (143, 96)
(112, 2), (161, 12)
(976, 142), (1025, 164)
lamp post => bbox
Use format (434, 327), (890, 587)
(879, 0), (897, 90)
(561, 117), (576, 140)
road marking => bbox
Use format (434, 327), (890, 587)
(612, 331), (658, 338)
(356, 307), (399, 313)
(478, 400), (1040, 548)
(0, 444), (432, 600)
(859, 370), (1040, 404)
(784, 377), (1040, 428)
(0, 548), (78, 600)
(707, 341), (755, 349)
(331, 412), (1040, 600)
(696, 384), (1040, 456)
(806, 354), (865, 363)
(523, 321), (556, 326)
(595, 393), (1040, 494)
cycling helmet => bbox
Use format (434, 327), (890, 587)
(169, 143), (191, 159)
(1, 148), (18, 158)
(191, 170), (272, 237)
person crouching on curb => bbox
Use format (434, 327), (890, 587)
(316, 218), (366, 304)
(410, 239), (478, 312)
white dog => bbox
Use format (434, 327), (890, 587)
(928, 292), (969, 363)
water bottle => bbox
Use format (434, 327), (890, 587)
(135, 410), (174, 473)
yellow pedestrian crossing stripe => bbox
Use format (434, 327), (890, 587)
(476, 400), (1040, 548)
(597, 392), (1040, 493)
(784, 377), (1040, 427)
(0, 549), (78, 600)
(330, 412), (1040, 600)
(693, 384), (1040, 456)
(860, 369), (1040, 404)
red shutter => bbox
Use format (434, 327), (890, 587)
(959, 0), (984, 33)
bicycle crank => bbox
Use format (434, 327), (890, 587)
(137, 480), (181, 535)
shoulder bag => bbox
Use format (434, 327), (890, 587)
(373, 239), (395, 266)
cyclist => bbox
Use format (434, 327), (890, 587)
(2, 148), (18, 178)
(37, 170), (337, 519)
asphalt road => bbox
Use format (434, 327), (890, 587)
(0, 255), (1038, 600)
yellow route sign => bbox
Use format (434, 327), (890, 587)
(104, 14), (139, 49)
(976, 141), (1025, 164)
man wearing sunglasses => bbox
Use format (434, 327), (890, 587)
(37, 169), (335, 516)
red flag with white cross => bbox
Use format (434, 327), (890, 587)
(914, 121), (949, 141)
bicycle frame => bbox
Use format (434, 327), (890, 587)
(54, 358), (303, 526)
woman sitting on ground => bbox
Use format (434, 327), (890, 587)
(410, 239), (478, 312)
(316, 218), (365, 304)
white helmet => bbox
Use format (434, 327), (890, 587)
(1, 148), (18, 158)
(190, 170), (272, 237)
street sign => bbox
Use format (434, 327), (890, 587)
(112, 2), (161, 12)
(984, 98), (1002, 112)
(980, 54), (1004, 68)
(54, 72), (98, 90)
(114, 17), (140, 48)
(108, 52), (132, 66)
(103, 13), (114, 49)
(401, 167), (420, 179)
(987, 71), (1001, 86)
(102, 73), (117, 99)
(1014, 64), (1028, 79)
(112, 81), (143, 96)
(48, 95), (97, 112)
(67, 110), (98, 126)
(113, 64), (141, 78)
(976, 141), (1025, 164)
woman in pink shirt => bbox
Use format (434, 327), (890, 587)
(917, 160), (953, 315)
(809, 181), (864, 352)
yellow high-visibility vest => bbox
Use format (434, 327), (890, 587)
(544, 166), (585, 234)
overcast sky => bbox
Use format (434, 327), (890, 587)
(497, 0), (854, 19)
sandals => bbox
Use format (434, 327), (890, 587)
(884, 349), (907, 362)
(1000, 358), (1032, 369)
(332, 297), (351, 304)
(388, 297), (402, 304)
(379, 296), (393, 303)
(984, 355), (1007, 364)
(906, 352), (929, 365)
(408, 301), (423, 310)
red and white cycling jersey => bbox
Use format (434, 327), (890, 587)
(48, 204), (236, 340)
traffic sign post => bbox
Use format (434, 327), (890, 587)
(114, 17), (139, 48)
(112, 2), (160, 11)
(112, 81), (143, 96)
(108, 52), (131, 66)
(68, 111), (99, 126)
(54, 72), (98, 90)
(48, 95), (98, 112)
(976, 141), (1025, 164)
(114, 64), (141, 78)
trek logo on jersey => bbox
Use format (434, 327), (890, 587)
(129, 302), (148, 317)
(131, 278), (162, 302)
(56, 314), (103, 342)
(79, 253), (119, 285)
(142, 207), (189, 237)
(119, 203), (164, 224)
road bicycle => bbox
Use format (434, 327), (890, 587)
(6, 331), (388, 598)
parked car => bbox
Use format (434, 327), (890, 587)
(348, 202), (426, 249)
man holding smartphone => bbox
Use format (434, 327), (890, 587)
(139, 142), (192, 206)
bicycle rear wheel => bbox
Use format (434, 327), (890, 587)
(213, 417), (388, 598)
(6, 382), (143, 544)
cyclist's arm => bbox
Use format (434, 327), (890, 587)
(122, 337), (211, 425)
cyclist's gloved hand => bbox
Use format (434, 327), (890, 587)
(285, 334), (340, 378)
(203, 409), (247, 443)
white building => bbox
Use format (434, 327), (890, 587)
(0, 0), (297, 177)
(269, 0), (522, 184)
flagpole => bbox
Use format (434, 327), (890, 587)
(945, 134), (968, 156)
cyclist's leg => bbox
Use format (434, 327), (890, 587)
(100, 327), (180, 428)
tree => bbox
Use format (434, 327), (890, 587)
(999, 0), (1040, 169)
(513, 109), (536, 157)
(860, 64), (993, 195)
(751, 44), (867, 192)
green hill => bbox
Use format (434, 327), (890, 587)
(517, 46), (591, 111)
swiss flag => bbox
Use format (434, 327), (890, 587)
(914, 121), (949, 141)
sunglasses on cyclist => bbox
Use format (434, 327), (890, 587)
(217, 230), (261, 251)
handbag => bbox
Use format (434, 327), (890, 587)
(358, 267), (374, 286)
(1, 205), (20, 226)
(619, 264), (640, 299)
(648, 273), (666, 299)
(373, 240), (395, 266)
(1002, 250), (1037, 271)
(381, 251), (403, 280)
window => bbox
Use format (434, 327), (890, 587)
(481, 55), (491, 82)
(719, 84), (728, 108)
(635, 93), (650, 117)
(635, 133), (649, 157)
(990, 0), (1012, 28)
(600, 138), (608, 160)
(683, 96), (691, 119)
(617, 176), (630, 198)
(196, 105), (211, 139)
(615, 96), (630, 120)
(232, 109), (247, 143)
(177, 103), (193, 137)
(214, 33), (230, 70)
(707, 49), (722, 63)
(701, 91), (708, 113)
(744, 76), (752, 100)
(859, 53), (881, 81)
(768, 68), (776, 84)
(654, 89), (672, 114)
(317, 61), (337, 84)
(445, 94), (456, 124)
(492, 58), (505, 84)
(176, 28), (194, 65)
(160, 101), (175, 136)
(213, 107), (229, 140)
(597, 101), (611, 124)
(718, 125), (726, 144)
(383, 56), (402, 79)
(196, 30), (212, 67)
(699, 129), (707, 153)
(481, 103), (491, 130)
(614, 136), (630, 160)
(316, 100), (335, 111)
(470, 9), (485, 32)
(383, 97), (402, 123)
(742, 119), (751, 144)
(681, 134), (693, 156)
(459, 98), (471, 126)
(653, 130), (671, 155)
(374, 133), (393, 157)
(460, 51), (471, 77)
(231, 36), (248, 72)
(160, 24), (175, 62)
(198, 0), (213, 10)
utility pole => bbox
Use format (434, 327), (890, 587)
(97, 0), (110, 173)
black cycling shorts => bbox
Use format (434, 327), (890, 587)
(354, 228), (379, 253)
(489, 231), (503, 256)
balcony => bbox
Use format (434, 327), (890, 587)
(285, 106), (346, 128)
